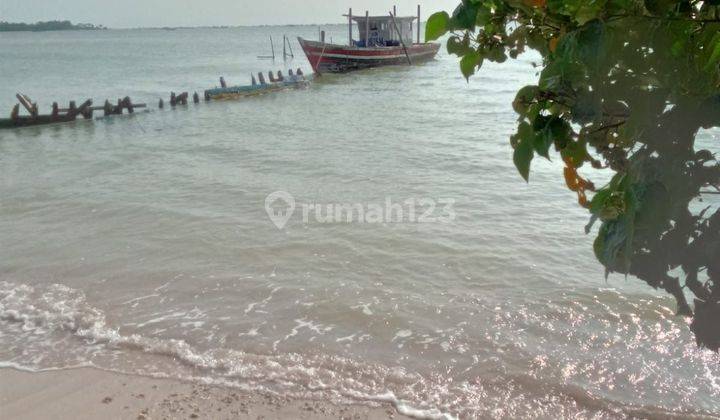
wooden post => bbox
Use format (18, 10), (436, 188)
(348, 8), (353, 46)
(320, 30), (325, 43)
(283, 35), (287, 60)
(170, 92), (176, 107)
(67, 99), (92, 119)
(270, 35), (275, 60)
(390, 12), (412, 65)
(82, 107), (94, 119)
(258, 72), (266, 84)
(193, 92), (200, 104)
(393, 5), (397, 16)
(104, 100), (113, 115)
(286, 36), (294, 57)
(159, 98), (164, 109)
(51, 102), (59, 117)
(417, 4), (421, 44)
(220, 77), (227, 88)
(10, 104), (19, 121)
(316, 42), (328, 75)
(124, 97), (134, 113)
(365, 11), (369, 46)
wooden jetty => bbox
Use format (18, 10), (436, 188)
(1, 93), (146, 129)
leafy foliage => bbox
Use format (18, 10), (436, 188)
(429, 0), (720, 351)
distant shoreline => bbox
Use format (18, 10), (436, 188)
(0, 21), (423, 32)
(0, 20), (106, 32)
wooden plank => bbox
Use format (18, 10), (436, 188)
(60, 103), (146, 113)
(16, 93), (38, 117)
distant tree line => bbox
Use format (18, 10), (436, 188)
(0, 20), (106, 32)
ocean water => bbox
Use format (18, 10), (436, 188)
(0, 26), (718, 419)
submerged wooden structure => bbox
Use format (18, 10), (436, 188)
(1, 67), (312, 130)
(204, 69), (311, 100)
(1, 93), (146, 129)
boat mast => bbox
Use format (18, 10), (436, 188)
(417, 4), (421, 44)
(365, 11), (369, 46)
(348, 8), (353, 46)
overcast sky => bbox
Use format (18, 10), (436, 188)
(0, 0), (460, 28)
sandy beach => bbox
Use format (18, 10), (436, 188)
(0, 367), (409, 420)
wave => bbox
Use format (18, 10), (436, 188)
(0, 280), (455, 419)
(1, 280), (717, 419)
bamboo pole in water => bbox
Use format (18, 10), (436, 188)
(389, 12), (412, 65)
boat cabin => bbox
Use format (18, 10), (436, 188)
(350, 15), (417, 47)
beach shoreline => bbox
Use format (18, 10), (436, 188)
(0, 367), (410, 420)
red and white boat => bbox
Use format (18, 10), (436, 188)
(298, 6), (440, 74)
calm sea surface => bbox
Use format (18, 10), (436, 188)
(0, 26), (718, 419)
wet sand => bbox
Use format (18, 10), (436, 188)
(0, 367), (410, 420)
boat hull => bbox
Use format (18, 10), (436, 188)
(298, 38), (440, 73)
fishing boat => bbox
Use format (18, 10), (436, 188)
(298, 5), (440, 73)
(204, 69), (312, 101)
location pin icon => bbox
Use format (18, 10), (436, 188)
(265, 191), (295, 230)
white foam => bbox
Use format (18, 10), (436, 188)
(0, 281), (458, 420)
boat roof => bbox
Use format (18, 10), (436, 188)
(346, 15), (417, 22)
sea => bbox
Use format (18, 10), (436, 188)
(0, 25), (718, 419)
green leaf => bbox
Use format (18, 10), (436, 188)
(460, 51), (481, 80)
(447, 35), (472, 56)
(513, 128), (535, 182)
(450, 3), (480, 30)
(476, 6), (493, 26)
(425, 12), (450, 42)
(513, 85), (540, 115)
(704, 33), (720, 71)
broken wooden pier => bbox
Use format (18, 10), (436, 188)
(1, 93), (147, 129)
